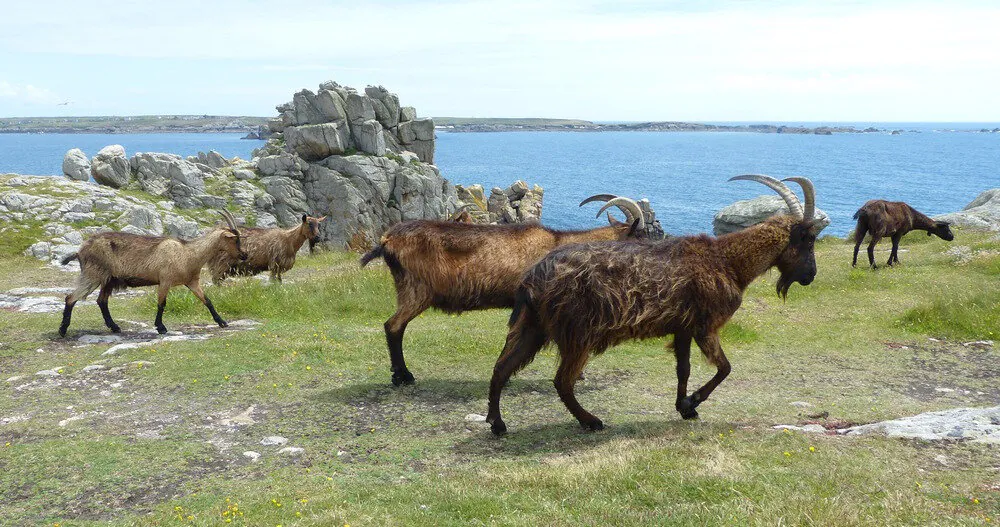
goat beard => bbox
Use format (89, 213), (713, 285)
(775, 273), (793, 300)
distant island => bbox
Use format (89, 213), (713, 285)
(0, 115), (269, 135)
(2, 115), (997, 136)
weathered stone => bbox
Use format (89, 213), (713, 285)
(713, 195), (831, 235)
(399, 106), (417, 122)
(408, 139), (434, 164)
(91, 145), (131, 188)
(314, 89), (348, 122)
(934, 188), (1000, 231)
(842, 406), (1000, 443)
(353, 120), (386, 156)
(410, 118), (435, 141)
(292, 90), (323, 125)
(62, 149), (91, 181)
(345, 93), (375, 124)
(488, 187), (517, 223)
(284, 122), (351, 160)
(397, 120), (416, 144)
(365, 85), (400, 128)
(260, 435), (288, 446)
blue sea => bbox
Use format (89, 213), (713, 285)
(1, 126), (998, 236)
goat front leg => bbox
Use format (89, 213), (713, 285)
(97, 284), (121, 333)
(487, 313), (548, 435)
(867, 239), (879, 269)
(187, 281), (227, 328)
(672, 332), (697, 419)
(154, 284), (170, 334)
(553, 345), (601, 431)
(677, 333), (731, 418)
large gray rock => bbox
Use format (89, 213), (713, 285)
(91, 145), (131, 188)
(284, 122), (351, 160)
(488, 187), (517, 223)
(399, 106), (417, 122)
(314, 90), (347, 122)
(842, 406), (1000, 443)
(353, 120), (386, 156)
(365, 85), (400, 128)
(260, 176), (309, 225)
(130, 152), (208, 209)
(934, 188), (1000, 231)
(62, 149), (91, 181)
(345, 93), (375, 124)
(713, 195), (831, 235)
(397, 120), (417, 144)
(292, 90), (323, 125)
(410, 118), (435, 141)
(408, 139), (435, 164)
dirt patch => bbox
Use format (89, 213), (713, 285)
(882, 339), (1000, 403)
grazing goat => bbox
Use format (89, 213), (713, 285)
(360, 195), (664, 386)
(487, 176), (820, 435)
(852, 200), (954, 268)
(210, 214), (326, 283)
(58, 210), (247, 337)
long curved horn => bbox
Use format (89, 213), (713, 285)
(579, 194), (619, 207)
(729, 174), (803, 218)
(596, 197), (644, 225)
(218, 209), (239, 231)
(448, 203), (479, 220)
(782, 177), (816, 222)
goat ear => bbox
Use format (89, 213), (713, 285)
(301, 214), (308, 223)
(627, 217), (642, 237)
(317, 216), (327, 222)
(222, 231), (236, 239)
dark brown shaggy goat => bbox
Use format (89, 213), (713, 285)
(360, 196), (662, 386)
(58, 211), (247, 336)
(852, 200), (954, 268)
(209, 214), (326, 283)
(486, 175), (820, 435)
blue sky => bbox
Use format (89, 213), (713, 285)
(1, 0), (998, 121)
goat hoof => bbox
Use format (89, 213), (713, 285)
(681, 410), (699, 420)
(109, 325), (121, 334)
(677, 397), (700, 420)
(156, 326), (167, 335)
(584, 419), (604, 431)
(490, 418), (507, 436)
(218, 320), (229, 328)
(391, 370), (415, 387)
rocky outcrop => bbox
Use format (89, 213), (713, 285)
(934, 188), (1000, 231)
(10, 80), (543, 261)
(455, 180), (543, 224)
(713, 195), (831, 235)
(62, 148), (90, 181)
(90, 145), (131, 188)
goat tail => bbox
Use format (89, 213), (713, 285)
(60, 253), (79, 265)
(852, 209), (862, 220)
(359, 244), (385, 267)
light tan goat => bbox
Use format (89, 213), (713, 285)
(209, 214), (326, 283)
(58, 210), (247, 336)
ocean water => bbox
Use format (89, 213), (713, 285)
(2, 128), (998, 236)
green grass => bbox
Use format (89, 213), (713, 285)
(0, 230), (998, 525)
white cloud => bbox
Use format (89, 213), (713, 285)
(0, 81), (61, 105)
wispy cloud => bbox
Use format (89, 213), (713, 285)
(0, 81), (61, 105)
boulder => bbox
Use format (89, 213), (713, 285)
(91, 145), (131, 188)
(365, 85), (400, 128)
(713, 195), (831, 235)
(517, 184), (544, 222)
(345, 93), (375, 124)
(62, 149), (91, 181)
(410, 118), (435, 141)
(399, 106), (417, 122)
(284, 122), (351, 160)
(292, 90), (323, 126)
(934, 188), (1000, 231)
(353, 120), (386, 156)
(314, 89), (348, 122)
(408, 139), (435, 164)
(488, 187), (517, 223)
(130, 152), (208, 209)
(397, 121), (417, 144)
(842, 406), (1000, 443)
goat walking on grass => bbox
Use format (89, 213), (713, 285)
(487, 176), (821, 435)
(852, 200), (954, 269)
(58, 210), (247, 337)
(210, 214), (326, 283)
(360, 195), (664, 386)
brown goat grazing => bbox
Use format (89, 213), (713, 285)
(487, 176), (820, 435)
(852, 200), (954, 268)
(58, 210), (247, 337)
(359, 195), (663, 386)
(210, 214), (326, 283)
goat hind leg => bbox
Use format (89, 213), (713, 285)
(154, 284), (170, 334)
(384, 287), (430, 386)
(888, 233), (902, 266)
(97, 284), (121, 333)
(867, 239), (879, 269)
(487, 316), (548, 435)
(59, 280), (99, 337)
(553, 349), (600, 431)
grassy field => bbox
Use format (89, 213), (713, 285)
(1, 230), (999, 525)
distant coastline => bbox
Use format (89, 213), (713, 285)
(2, 115), (998, 136)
